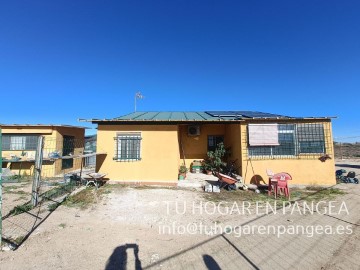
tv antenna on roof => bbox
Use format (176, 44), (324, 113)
(134, 91), (144, 112)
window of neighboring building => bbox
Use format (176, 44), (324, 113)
(248, 123), (326, 158)
(208, 135), (224, 151)
(62, 135), (75, 169)
(2, 135), (39, 150)
(114, 132), (142, 161)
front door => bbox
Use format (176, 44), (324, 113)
(208, 135), (224, 151)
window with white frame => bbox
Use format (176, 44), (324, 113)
(248, 123), (326, 158)
(2, 135), (39, 150)
(114, 132), (142, 161)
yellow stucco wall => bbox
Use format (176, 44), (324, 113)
(1, 127), (54, 134)
(179, 124), (226, 168)
(224, 124), (242, 174)
(242, 159), (336, 186)
(2, 126), (56, 177)
(53, 127), (85, 176)
(95, 119), (335, 186)
(97, 125), (180, 182)
(1, 126), (85, 177)
(239, 121), (336, 186)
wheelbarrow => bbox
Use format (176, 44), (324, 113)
(216, 172), (239, 190)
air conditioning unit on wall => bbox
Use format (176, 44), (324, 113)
(188, 125), (201, 136)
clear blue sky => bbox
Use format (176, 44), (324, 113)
(1, 1), (359, 141)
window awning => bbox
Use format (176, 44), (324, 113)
(248, 124), (279, 146)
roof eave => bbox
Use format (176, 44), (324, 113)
(80, 116), (336, 124)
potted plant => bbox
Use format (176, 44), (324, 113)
(191, 160), (202, 173)
(202, 159), (214, 175)
(204, 142), (227, 174)
(178, 165), (188, 180)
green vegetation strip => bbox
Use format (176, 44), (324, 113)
(63, 187), (107, 209)
(8, 204), (34, 216)
(40, 183), (76, 201)
(203, 187), (346, 204)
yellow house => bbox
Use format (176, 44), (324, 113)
(89, 111), (336, 186)
(1, 124), (85, 178)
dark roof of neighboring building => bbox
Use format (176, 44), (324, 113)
(0, 124), (88, 129)
(83, 111), (334, 124)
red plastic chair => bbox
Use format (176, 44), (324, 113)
(275, 172), (291, 199)
(267, 169), (278, 198)
(267, 170), (292, 199)
(277, 178), (289, 198)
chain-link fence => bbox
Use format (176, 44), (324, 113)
(1, 135), (95, 248)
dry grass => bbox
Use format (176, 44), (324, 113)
(62, 183), (346, 210)
(203, 186), (346, 204)
(63, 187), (107, 209)
(334, 142), (360, 158)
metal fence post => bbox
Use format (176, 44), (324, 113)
(31, 136), (44, 207)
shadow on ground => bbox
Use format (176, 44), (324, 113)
(336, 163), (360, 169)
(105, 243), (142, 270)
(203, 254), (221, 270)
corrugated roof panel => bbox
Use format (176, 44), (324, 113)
(195, 111), (215, 120)
(169, 112), (187, 120)
(183, 112), (205, 121)
(135, 112), (160, 120)
(110, 111), (292, 122)
(116, 112), (147, 120)
(149, 112), (172, 120)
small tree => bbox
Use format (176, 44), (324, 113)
(203, 142), (227, 172)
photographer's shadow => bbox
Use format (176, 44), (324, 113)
(203, 254), (221, 270)
(105, 243), (142, 270)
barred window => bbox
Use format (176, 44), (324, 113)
(297, 123), (325, 154)
(2, 135), (39, 150)
(248, 123), (326, 158)
(114, 132), (142, 161)
(248, 124), (295, 157)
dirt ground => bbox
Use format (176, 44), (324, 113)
(0, 159), (359, 269)
(334, 143), (360, 159)
(335, 158), (360, 176)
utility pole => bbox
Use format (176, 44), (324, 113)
(134, 91), (144, 112)
(340, 142), (343, 160)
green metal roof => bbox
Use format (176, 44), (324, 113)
(83, 111), (334, 124)
(100, 111), (292, 122)
(115, 111), (217, 121)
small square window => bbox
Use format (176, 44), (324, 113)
(114, 133), (142, 161)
